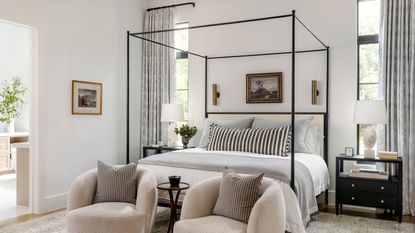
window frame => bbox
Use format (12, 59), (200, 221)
(356, 0), (380, 154)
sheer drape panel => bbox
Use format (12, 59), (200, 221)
(140, 9), (175, 155)
(379, 0), (415, 216)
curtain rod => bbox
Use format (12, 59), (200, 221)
(147, 2), (195, 12)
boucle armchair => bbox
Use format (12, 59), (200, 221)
(174, 176), (286, 233)
(65, 166), (158, 233)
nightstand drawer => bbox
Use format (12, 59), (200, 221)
(338, 178), (398, 194)
(340, 192), (397, 208)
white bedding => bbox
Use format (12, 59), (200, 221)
(138, 148), (330, 233)
(179, 148), (330, 196)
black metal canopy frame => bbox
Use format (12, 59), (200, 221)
(127, 10), (330, 202)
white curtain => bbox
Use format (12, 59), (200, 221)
(140, 8), (175, 153)
(379, 0), (415, 215)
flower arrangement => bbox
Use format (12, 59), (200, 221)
(174, 124), (198, 147)
(0, 77), (28, 131)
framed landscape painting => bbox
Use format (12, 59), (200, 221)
(72, 80), (102, 115)
(246, 72), (283, 103)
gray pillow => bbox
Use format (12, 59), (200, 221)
(252, 117), (313, 153)
(93, 161), (137, 204)
(198, 118), (254, 148)
(213, 169), (264, 223)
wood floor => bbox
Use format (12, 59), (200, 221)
(0, 209), (64, 228)
(318, 204), (415, 223)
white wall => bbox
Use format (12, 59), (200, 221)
(0, 21), (31, 132)
(145, 0), (358, 192)
(0, 0), (144, 213)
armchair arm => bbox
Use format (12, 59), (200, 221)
(180, 177), (222, 220)
(66, 169), (97, 212)
(136, 167), (158, 233)
(247, 182), (286, 233)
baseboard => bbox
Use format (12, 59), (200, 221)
(38, 192), (67, 214)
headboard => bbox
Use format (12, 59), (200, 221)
(207, 113), (327, 158)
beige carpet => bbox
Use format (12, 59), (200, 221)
(0, 208), (414, 233)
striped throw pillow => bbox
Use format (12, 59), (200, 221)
(207, 124), (291, 156)
(93, 161), (137, 204)
(213, 169), (264, 223)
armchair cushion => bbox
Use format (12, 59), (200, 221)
(65, 202), (145, 233)
(174, 215), (247, 233)
(93, 161), (137, 204)
(213, 169), (263, 223)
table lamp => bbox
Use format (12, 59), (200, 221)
(161, 103), (184, 147)
(353, 100), (387, 158)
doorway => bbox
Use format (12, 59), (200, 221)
(0, 19), (36, 221)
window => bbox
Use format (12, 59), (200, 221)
(357, 0), (381, 154)
(174, 23), (189, 121)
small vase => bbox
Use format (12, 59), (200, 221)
(182, 137), (189, 148)
(6, 120), (15, 133)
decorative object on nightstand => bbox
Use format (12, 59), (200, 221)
(353, 100), (387, 158)
(142, 145), (196, 158)
(344, 147), (355, 157)
(335, 155), (402, 223)
(161, 104), (184, 147)
(174, 124), (197, 148)
(157, 181), (190, 233)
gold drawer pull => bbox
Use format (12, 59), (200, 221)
(381, 186), (384, 190)
(381, 200), (384, 204)
(351, 184), (355, 188)
(351, 197), (355, 200)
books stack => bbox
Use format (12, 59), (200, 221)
(349, 169), (389, 180)
(378, 151), (398, 160)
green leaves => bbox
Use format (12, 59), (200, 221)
(0, 76), (28, 124)
(174, 124), (197, 139)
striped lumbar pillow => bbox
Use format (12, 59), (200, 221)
(93, 161), (137, 204)
(213, 169), (264, 223)
(207, 124), (291, 156)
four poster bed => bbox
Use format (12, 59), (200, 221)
(127, 9), (330, 233)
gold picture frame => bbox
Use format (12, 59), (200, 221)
(72, 80), (102, 115)
(246, 72), (283, 103)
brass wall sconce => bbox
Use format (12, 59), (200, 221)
(311, 80), (319, 105)
(212, 84), (221, 105)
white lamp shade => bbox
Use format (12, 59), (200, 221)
(160, 103), (184, 122)
(353, 100), (387, 124)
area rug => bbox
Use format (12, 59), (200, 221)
(1, 208), (414, 233)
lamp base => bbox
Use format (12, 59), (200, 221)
(364, 149), (375, 158)
(167, 123), (177, 147)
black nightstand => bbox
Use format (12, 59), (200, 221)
(335, 155), (403, 222)
(142, 145), (195, 158)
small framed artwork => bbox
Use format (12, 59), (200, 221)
(72, 80), (102, 115)
(246, 72), (283, 103)
(345, 147), (355, 157)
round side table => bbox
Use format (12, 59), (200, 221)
(157, 182), (190, 233)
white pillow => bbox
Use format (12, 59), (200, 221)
(304, 126), (324, 155)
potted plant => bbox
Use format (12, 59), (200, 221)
(174, 124), (198, 148)
(0, 77), (28, 133)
